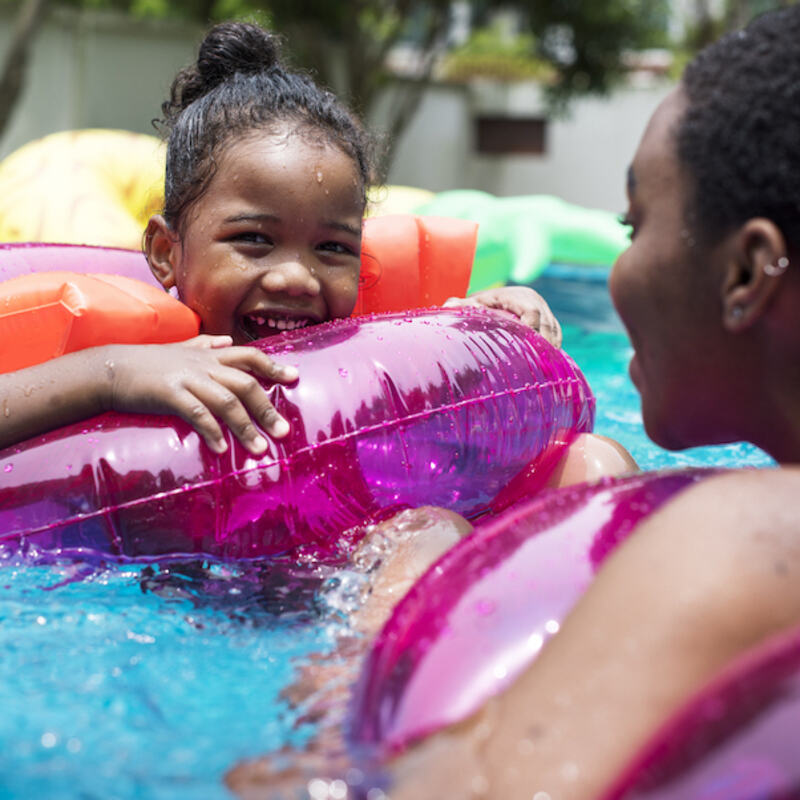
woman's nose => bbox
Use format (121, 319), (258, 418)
(260, 256), (321, 296)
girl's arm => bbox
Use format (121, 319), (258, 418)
(444, 286), (563, 347)
(0, 336), (297, 454)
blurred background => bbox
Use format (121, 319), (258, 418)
(0, 0), (793, 213)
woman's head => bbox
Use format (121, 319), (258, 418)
(610, 5), (800, 456)
(146, 22), (376, 342)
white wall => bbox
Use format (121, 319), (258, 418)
(0, 8), (201, 158)
(381, 80), (673, 213)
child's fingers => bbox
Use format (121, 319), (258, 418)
(218, 347), (299, 384)
(543, 316), (563, 348)
(183, 334), (235, 349)
(186, 376), (275, 455)
(170, 388), (229, 454)
(211, 365), (291, 442)
(520, 307), (563, 348)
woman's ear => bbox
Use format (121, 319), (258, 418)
(722, 218), (788, 332)
(144, 215), (179, 291)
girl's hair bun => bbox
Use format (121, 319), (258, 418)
(158, 19), (377, 230)
(161, 21), (283, 124)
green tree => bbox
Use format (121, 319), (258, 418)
(681, 0), (796, 51)
(520, 0), (671, 104)
(0, 0), (49, 135)
(256, 0), (453, 167)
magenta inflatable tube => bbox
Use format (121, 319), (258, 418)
(0, 307), (594, 562)
(351, 469), (720, 754)
(602, 625), (800, 799)
(0, 241), (157, 285)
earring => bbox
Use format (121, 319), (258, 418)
(764, 256), (790, 276)
(730, 305), (744, 321)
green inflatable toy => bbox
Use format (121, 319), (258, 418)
(412, 190), (631, 292)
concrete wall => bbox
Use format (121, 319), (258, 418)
(379, 79), (673, 213)
(0, 7), (202, 158)
(0, 7), (674, 213)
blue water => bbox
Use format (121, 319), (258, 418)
(0, 267), (773, 800)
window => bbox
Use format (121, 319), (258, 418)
(475, 116), (547, 155)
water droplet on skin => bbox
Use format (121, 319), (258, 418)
(316, 170), (324, 183)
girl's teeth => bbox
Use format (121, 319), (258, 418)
(250, 315), (310, 332)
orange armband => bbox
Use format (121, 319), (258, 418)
(353, 215), (477, 315)
(0, 271), (199, 373)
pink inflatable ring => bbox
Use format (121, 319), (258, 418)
(0, 307), (594, 562)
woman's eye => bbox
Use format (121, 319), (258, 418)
(617, 213), (636, 239)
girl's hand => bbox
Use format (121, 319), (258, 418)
(444, 287), (563, 348)
(105, 335), (298, 455)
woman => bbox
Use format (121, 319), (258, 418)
(228, 6), (800, 799)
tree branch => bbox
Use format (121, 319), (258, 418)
(0, 0), (51, 139)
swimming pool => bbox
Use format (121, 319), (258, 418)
(0, 267), (773, 800)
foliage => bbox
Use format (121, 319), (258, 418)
(667, 0), (796, 80)
(518, 0), (671, 105)
(678, 0), (796, 52)
(0, 0), (680, 154)
(440, 23), (555, 83)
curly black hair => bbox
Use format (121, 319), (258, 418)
(155, 21), (377, 233)
(677, 5), (800, 252)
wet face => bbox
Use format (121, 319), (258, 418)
(609, 88), (732, 450)
(167, 127), (364, 345)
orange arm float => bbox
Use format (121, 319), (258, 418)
(0, 272), (199, 373)
(353, 215), (477, 316)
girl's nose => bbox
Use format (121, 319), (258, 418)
(260, 256), (321, 296)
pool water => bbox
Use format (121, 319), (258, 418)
(0, 268), (773, 800)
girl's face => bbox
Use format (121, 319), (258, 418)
(157, 127), (364, 344)
(609, 88), (734, 451)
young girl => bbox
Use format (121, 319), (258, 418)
(0, 21), (565, 458)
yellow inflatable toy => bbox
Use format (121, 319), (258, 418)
(366, 184), (435, 217)
(0, 130), (165, 250)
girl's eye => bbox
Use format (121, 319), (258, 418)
(231, 232), (272, 245)
(319, 241), (358, 257)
